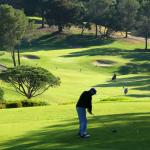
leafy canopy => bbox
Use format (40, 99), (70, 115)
(0, 4), (28, 50)
(0, 66), (60, 99)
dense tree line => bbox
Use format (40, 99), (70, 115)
(0, 4), (60, 99)
(0, 4), (28, 66)
(0, 0), (150, 50)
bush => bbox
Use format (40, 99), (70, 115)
(21, 100), (48, 107)
(6, 101), (22, 108)
(0, 88), (5, 109)
(2, 100), (48, 109)
(0, 87), (4, 101)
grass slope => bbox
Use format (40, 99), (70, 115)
(0, 32), (149, 103)
(0, 29), (150, 149)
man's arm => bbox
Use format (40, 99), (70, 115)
(87, 106), (92, 115)
(87, 98), (92, 115)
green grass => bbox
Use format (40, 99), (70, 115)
(27, 16), (42, 21)
(0, 29), (150, 149)
(0, 102), (150, 150)
(1, 32), (149, 103)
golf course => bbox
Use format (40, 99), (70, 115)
(0, 0), (150, 149)
(0, 27), (150, 149)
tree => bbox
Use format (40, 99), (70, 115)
(45, 0), (83, 32)
(136, 0), (150, 50)
(72, 0), (89, 35)
(0, 0), (46, 28)
(0, 66), (60, 99)
(0, 0), (24, 10)
(87, 0), (113, 37)
(117, 0), (140, 38)
(0, 5), (28, 66)
(21, 0), (49, 28)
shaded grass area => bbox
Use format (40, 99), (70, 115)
(118, 63), (150, 74)
(1, 112), (150, 150)
(95, 75), (150, 88)
(22, 54), (40, 59)
(128, 94), (150, 98)
(94, 75), (150, 98)
(22, 33), (114, 51)
(63, 48), (150, 75)
(63, 47), (150, 61)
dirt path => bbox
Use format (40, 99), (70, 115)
(128, 35), (150, 42)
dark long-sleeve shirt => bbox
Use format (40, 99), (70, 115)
(76, 91), (92, 113)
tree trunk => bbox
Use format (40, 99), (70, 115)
(11, 50), (16, 67)
(17, 46), (21, 66)
(81, 24), (85, 36)
(95, 24), (98, 37)
(145, 34), (148, 50)
(99, 25), (102, 35)
(58, 26), (63, 33)
(104, 27), (107, 36)
(27, 93), (32, 99)
(41, 10), (45, 28)
(125, 31), (128, 38)
(106, 29), (109, 38)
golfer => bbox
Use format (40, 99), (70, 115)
(76, 88), (97, 138)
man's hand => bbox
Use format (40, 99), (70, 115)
(87, 107), (94, 115)
(88, 110), (93, 115)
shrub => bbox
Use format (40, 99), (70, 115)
(21, 100), (48, 107)
(6, 101), (22, 108)
(0, 87), (4, 101)
(0, 65), (60, 99)
(3, 100), (48, 109)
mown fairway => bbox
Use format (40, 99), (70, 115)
(0, 102), (150, 150)
(0, 33), (149, 103)
(0, 31), (150, 149)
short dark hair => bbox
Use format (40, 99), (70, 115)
(90, 88), (97, 94)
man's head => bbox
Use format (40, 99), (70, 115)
(89, 88), (97, 95)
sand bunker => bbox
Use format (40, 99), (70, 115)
(22, 55), (40, 59)
(93, 60), (116, 67)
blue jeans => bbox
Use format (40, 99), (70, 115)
(76, 107), (87, 135)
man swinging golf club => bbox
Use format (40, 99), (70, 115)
(76, 88), (97, 138)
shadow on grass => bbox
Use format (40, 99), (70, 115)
(21, 34), (114, 52)
(62, 47), (125, 57)
(123, 49), (150, 61)
(133, 85), (150, 91)
(127, 94), (150, 98)
(62, 48), (150, 58)
(94, 75), (150, 98)
(1, 112), (150, 150)
(118, 63), (150, 75)
(95, 75), (150, 87)
(63, 47), (150, 74)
